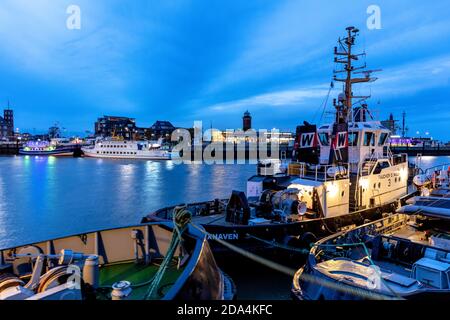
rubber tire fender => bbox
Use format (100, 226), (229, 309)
(300, 232), (318, 249)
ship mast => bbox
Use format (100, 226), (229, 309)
(333, 26), (377, 124)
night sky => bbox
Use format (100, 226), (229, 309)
(0, 0), (449, 140)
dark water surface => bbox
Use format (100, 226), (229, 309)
(1, 155), (449, 299)
(0, 156), (256, 248)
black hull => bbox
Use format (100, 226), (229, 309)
(201, 207), (387, 265)
(144, 199), (411, 266)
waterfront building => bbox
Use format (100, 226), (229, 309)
(147, 121), (176, 140)
(243, 111), (252, 131)
(0, 108), (14, 140)
(94, 115), (137, 140)
(135, 127), (147, 140)
(381, 113), (398, 135)
(211, 129), (294, 145)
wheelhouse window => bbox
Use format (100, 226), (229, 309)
(363, 132), (375, 146)
(348, 132), (359, 146)
(373, 161), (391, 174)
(378, 133), (389, 146)
(318, 133), (330, 146)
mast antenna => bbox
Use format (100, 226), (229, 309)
(333, 26), (379, 123)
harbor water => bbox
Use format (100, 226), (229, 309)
(1, 155), (449, 299)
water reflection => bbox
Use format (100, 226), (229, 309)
(9, 156), (450, 248)
(417, 156), (450, 169)
(0, 174), (6, 240)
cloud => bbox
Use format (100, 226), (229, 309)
(201, 84), (330, 115)
(371, 54), (450, 96)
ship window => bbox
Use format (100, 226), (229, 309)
(378, 133), (389, 146)
(318, 133), (329, 146)
(348, 132), (359, 146)
(373, 161), (390, 174)
(363, 132), (375, 146)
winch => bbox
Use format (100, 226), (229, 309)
(260, 188), (307, 222)
(0, 248), (99, 300)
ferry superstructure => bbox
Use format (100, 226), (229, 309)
(82, 139), (171, 160)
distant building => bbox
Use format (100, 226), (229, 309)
(135, 127), (147, 140)
(147, 121), (176, 140)
(0, 108), (14, 140)
(243, 111), (252, 131)
(213, 129), (294, 145)
(381, 113), (398, 136)
(95, 115), (137, 140)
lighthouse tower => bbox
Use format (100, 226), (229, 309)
(243, 111), (252, 131)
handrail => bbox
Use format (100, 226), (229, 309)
(292, 162), (350, 182)
(423, 163), (450, 175)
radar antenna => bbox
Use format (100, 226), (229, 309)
(332, 27), (379, 124)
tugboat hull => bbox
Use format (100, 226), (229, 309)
(144, 200), (403, 266)
(0, 222), (235, 300)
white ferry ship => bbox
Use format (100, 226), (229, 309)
(82, 139), (171, 160)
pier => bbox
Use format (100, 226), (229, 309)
(391, 145), (450, 157)
(0, 142), (19, 155)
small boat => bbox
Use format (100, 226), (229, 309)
(82, 139), (171, 160)
(0, 213), (235, 300)
(292, 165), (450, 300)
(19, 140), (76, 156)
(143, 27), (413, 263)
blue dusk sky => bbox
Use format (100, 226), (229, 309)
(0, 0), (449, 139)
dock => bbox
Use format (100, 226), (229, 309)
(0, 142), (20, 155)
(391, 145), (450, 157)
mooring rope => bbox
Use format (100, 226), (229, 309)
(245, 233), (310, 255)
(145, 206), (192, 300)
(189, 222), (401, 300)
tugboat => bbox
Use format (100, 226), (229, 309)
(0, 209), (235, 300)
(82, 138), (171, 160)
(144, 27), (411, 261)
(292, 164), (450, 300)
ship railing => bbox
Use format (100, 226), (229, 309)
(291, 162), (350, 182)
(423, 163), (450, 176)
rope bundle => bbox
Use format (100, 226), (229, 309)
(145, 206), (192, 300)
